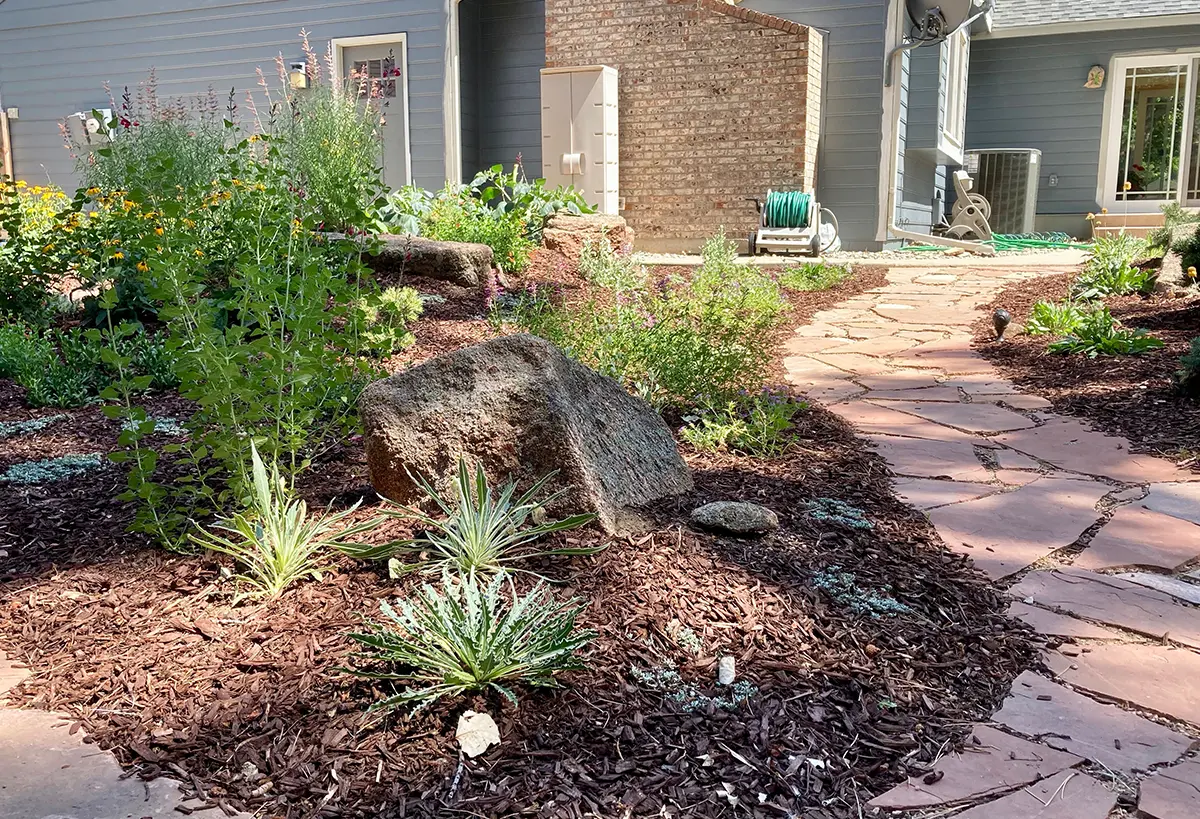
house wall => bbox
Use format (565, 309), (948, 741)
(967, 25), (1200, 237)
(899, 42), (950, 232)
(475, 0), (545, 176)
(544, 0), (822, 251)
(0, 0), (452, 191)
(744, 0), (892, 250)
(459, 0), (482, 178)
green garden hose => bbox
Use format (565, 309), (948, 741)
(897, 232), (1091, 253)
(764, 190), (813, 229)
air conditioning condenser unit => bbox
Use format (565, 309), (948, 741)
(964, 148), (1040, 235)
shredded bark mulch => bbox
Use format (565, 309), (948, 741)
(0, 258), (1033, 818)
(974, 272), (1200, 471)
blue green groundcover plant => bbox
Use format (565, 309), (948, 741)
(1, 453), (105, 485)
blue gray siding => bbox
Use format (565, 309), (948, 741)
(459, 0), (482, 178)
(967, 25), (1200, 221)
(897, 42), (950, 233)
(744, 0), (893, 250)
(0, 0), (451, 191)
(474, 0), (545, 176)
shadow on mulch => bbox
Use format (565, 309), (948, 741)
(973, 273), (1200, 471)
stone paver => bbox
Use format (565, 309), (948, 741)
(975, 393), (1053, 410)
(0, 708), (228, 819)
(892, 478), (1001, 509)
(941, 376), (1017, 395)
(1072, 506), (1200, 572)
(876, 400), (1038, 434)
(868, 386), (964, 402)
(830, 401), (981, 442)
(1005, 603), (1122, 640)
(929, 480), (1109, 579)
(947, 770), (1116, 819)
(993, 448), (1042, 471)
(867, 724), (1082, 809)
(855, 370), (943, 390)
(995, 419), (1199, 484)
(1141, 482), (1200, 526)
(1046, 644), (1200, 727)
(992, 671), (1196, 773)
(866, 435), (993, 481)
(1139, 758), (1200, 819)
(1010, 569), (1200, 649)
(1111, 573), (1200, 605)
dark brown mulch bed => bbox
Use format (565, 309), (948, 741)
(973, 272), (1200, 470)
(0, 257), (1032, 818)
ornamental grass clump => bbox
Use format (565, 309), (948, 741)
(341, 458), (597, 575)
(189, 443), (376, 600)
(347, 570), (594, 710)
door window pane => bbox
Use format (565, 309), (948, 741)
(350, 51), (399, 99)
(1117, 64), (1187, 201)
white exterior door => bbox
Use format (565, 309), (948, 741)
(338, 36), (412, 191)
(1102, 54), (1199, 212)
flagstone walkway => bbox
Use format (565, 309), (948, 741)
(784, 261), (1200, 818)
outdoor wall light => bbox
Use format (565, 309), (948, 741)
(289, 62), (309, 90)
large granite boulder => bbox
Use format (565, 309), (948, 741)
(542, 213), (634, 259)
(359, 334), (692, 533)
(367, 234), (494, 286)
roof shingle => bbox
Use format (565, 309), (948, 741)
(993, 0), (1200, 31)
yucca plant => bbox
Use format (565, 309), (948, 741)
(340, 458), (598, 574)
(190, 442), (377, 599)
(347, 570), (595, 710)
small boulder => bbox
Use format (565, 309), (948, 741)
(367, 234), (494, 286)
(691, 501), (779, 536)
(542, 213), (634, 259)
(360, 334), (692, 533)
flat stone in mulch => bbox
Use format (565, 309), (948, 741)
(891, 478), (1001, 509)
(946, 770), (1116, 819)
(1010, 569), (1200, 649)
(996, 418), (1199, 484)
(992, 670), (1196, 773)
(831, 401), (982, 442)
(1072, 505), (1200, 572)
(1138, 758), (1200, 819)
(874, 400), (1038, 434)
(867, 724), (1081, 810)
(1004, 603), (1122, 641)
(1046, 644), (1200, 727)
(866, 435), (994, 482)
(1141, 482), (1200, 526)
(929, 479), (1109, 580)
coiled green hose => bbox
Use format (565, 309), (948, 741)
(764, 190), (812, 229)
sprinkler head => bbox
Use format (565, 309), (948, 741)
(993, 308), (1012, 341)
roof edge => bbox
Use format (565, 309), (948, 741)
(667, 0), (811, 36)
(981, 12), (1200, 39)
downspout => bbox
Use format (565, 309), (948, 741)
(883, 3), (995, 255)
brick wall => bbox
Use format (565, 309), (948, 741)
(544, 0), (822, 252)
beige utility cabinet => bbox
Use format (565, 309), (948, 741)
(540, 65), (619, 215)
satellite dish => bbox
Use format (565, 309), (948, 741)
(906, 0), (992, 40)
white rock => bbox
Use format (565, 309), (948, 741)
(456, 710), (501, 758)
(718, 656), (736, 685)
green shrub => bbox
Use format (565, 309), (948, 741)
(357, 286), (423, 356)
(779, 262), (852, 292)
(342, 458), (597, 574)
(347, 570), (594, 710)
(0, 180), (73, 321)
(1074, 234), (1155, 299)
(1025, 300), (1086, 336)
(1178, 337), (1200, 396)
(1048, 306), (1164, 357)
(189, 443), (375, 600)
(681, 390), (806, 457)
(578, 238), (645, 292)
(421, 187), (536, 273)
(502, 230), (785, 407)
(467, 161), (593, 242)
(1148, 202), (1200, 251)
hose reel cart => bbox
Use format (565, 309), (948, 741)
(746, 190), (839, 257)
